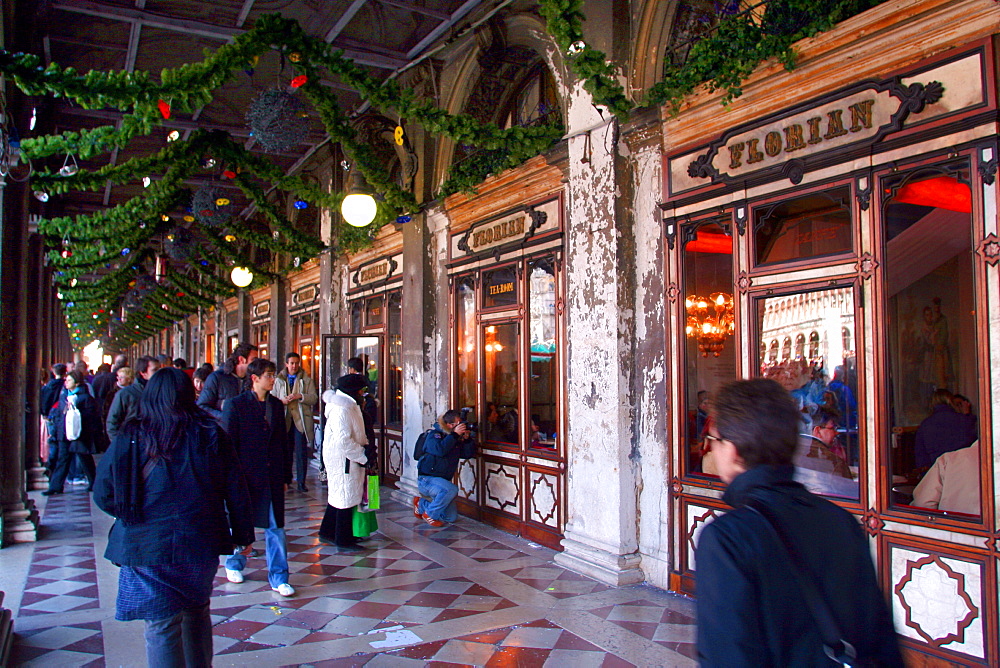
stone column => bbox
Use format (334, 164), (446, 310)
(0, 154), (39, 545)
(552, 102), (642, 584)
(25, 236), (48, 491)
(272, 276), (289, 365)
(236, 289), (251, 345)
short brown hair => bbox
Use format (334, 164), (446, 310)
(712, 378), (800, 469)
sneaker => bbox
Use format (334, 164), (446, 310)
(225, 569), (244, 583)
(272, 583), (295, 597)
(423, 515), (444, 528)
(412, 496), (422, 517)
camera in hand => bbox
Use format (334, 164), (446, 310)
(459, 407), (478, 438)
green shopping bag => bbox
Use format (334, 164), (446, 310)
(361, 474), (381, 511)
(353, 505), (379, 538)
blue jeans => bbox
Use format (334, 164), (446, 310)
(289, 427), (309, 485)
(225, 503), (288, 588)
(144, 601), (212, 668)
(417, 475), (459, 523)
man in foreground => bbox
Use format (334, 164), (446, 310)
(221, 358), (294, 596)
(697, 378), (902, 666)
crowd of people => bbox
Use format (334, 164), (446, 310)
(36, 345), (475, 664)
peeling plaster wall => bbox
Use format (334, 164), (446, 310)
(554, 78), (643, 585)
(627, 125), (670, 589)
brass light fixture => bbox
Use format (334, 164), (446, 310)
(685, 292), (735, 357)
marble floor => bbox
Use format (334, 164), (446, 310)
(2, 481), (697, 667)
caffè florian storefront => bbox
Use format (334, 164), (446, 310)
(662, 37), (999, 664)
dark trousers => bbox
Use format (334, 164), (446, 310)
(289, 426), (309, 485)
(319, 505), (355, 546)
(47, 440), (96, 492)
(144, 601), (213, 668)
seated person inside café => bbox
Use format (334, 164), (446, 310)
(912, 440), (980, 515)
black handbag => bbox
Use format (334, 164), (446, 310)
(746, 499), (858, 667)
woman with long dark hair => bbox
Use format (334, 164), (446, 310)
(94, 367), (254, 667)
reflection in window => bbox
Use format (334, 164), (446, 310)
(502, 65), (560, 130)
(794, 333), (805, 359)
(754, 186), (852, 265)
(758, 287), (859, 499)
(528, 258), (558, 451)
(350, 301), (363, 333)
(455, 278), (477, 416)
(386, 292), (402, 427)
(883, 166), (980, 516)
(681, 221), (736, 476)
(483, 323), (519, 445)
(808, 331), (820, 359)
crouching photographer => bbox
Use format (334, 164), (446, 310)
(412, 409), (476, 527)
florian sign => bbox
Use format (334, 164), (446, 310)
(453, 197), (561, 262)
(351, 253), (402, 291)
(667, 50), (987, 198)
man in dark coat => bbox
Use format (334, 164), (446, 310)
(696, 378), (902, 667)
(220, 357), (294, 596)
(92, 353), (127, 401)
(106, 356), (160, 441)
(914, 388), (978, 468)
(198, 342), (257, 423)
(413, 409), (475, 527)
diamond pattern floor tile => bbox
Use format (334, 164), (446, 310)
(12, 489), (696, 667)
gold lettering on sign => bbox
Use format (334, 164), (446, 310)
(488, 281), (515, 296)
(472, 216), (526, 249)
(725, 98), (876, 169)
(359, 262), (389, 283)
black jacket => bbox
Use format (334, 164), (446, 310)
(696, 465), (903, 667)
(197, 368), (245, 422)
(417, 422), (475, 479)
(221, 390), (290, 528)
(94, 417), (255, 565)
(914, 404), (977, 468)
(40, 377), (64, 418)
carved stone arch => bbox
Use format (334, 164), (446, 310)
(433, 12), (568, 194)
(631, 0), (680, 98)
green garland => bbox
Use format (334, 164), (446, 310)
(644, 0), (887, 111)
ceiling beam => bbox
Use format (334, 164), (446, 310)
(405, 0), (483, 59)
(49, 0), (408, 69)
(376, 0), (449, 21)
(325, 0), (367, 43)
(235, 0), (255, 28)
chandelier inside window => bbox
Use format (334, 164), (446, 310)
(686, 292), (735, 357)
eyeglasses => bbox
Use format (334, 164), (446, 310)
(259, 372), (276, 379)
(704, 433), (725, 445)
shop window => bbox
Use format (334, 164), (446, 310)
(252, 323), (269, 360)
(386, 292), (403, 427)
(758, 286), (859, 499)
(350, 300), (363, 333)
(455, 277), (477, 414)
(483, 323), (519, 446)
(527, 258), (558, 451)
(754, 185), (852, 266)
(365, 296), (383, 327)
(204, 333), (215, 366)
(681, 220), (737, 476)
(882, 165), (980, 517)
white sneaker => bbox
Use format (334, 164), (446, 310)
(272, 583), (295, 597)
(225, 569), (244, 583)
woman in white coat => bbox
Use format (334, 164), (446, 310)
(318, 374), (369, 553)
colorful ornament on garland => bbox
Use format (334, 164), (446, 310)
(158, 99), (171, 120)
(246, 88), (309, 153)
(222, 169), (237, 179)
(290, 75), (307, 88)
(394, 125), (404, 146)
(191, 186), (233, 227)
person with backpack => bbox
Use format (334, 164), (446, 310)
(412, 410), (476, 527)
(43, 369), (101, 495)
(696, 378), (902, 666)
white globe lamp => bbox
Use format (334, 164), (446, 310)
(341, 171), (377, 227)
(230, 266), (254, 287)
